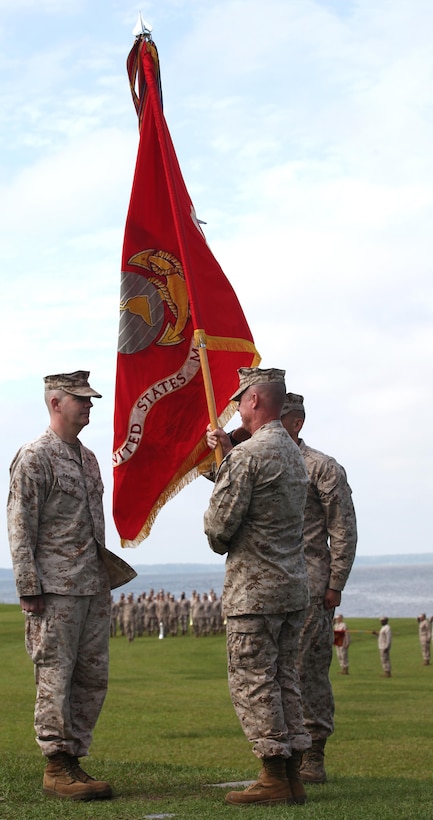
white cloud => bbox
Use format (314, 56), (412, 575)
(0, 128), (136, 233)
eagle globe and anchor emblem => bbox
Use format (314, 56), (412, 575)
(118, 248), (190, 353)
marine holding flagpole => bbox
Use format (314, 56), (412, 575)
(204, 367), (311, 807)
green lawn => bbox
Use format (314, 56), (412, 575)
(1, 605), (432, 819)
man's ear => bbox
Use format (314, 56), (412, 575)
(49, 395), (61, 413)
(249, 390), (259, 409)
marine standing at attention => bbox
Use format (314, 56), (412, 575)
(280, 393), (357, 783)
(333, 613), (351, 675)
(417, 613), (431, 666)
(226, 390), (357, 782)
(374, 616), (392, 677)
(7, 370), (135, 800)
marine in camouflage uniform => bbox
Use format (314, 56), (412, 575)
(375, 616), (392, 676)
(191, 593), (202, 636)
(204, 368), (310, 806)
(333, 614), (351, 674)
(110, 596), (118, 637)
(200, 592), (212, 636)
(155, 591), (169, 637)
(7, 371), (135, 801)
(168, 594), (180, 636)
(417, 613), (431, 665)
(144, 592), (157, 636)
(136, 594), (145, 637)
(210, 592), (223, 634)
(123, 592), (138, 642)
(281, 393), (357, 783)
(178, 593), (190, 635)
(116, 592), (126, 635)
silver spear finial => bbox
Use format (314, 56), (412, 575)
(133, 11), (152, 39)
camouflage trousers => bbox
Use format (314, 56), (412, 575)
(226, 611), (310, 759)
(124, 617), (136, 642)
(420, 639), (430, 663)
(25, 591), (111, 758)
(336, 644), (349, 670)
(380, 647), (391, 673)
(296, 598), (335, 740)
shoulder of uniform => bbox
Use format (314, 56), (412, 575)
(300, 440), (332, 462)
(301, 441), (346, 472)
(10, 430), (51, 464)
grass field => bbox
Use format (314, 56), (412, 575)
(1, 604), (433, 819)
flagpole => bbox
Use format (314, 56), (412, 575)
(194, 330), (223, 466)
(140, 37), (224, 465)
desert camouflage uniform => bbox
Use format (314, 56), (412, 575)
(200, 593), (212, 636)
(296, 441), (357, 741)
(144, 594), (157, 635)
(210, 593), (223, 633)
(378, 623), (392, 673)
(189, 591), (198, 632)
(192, 594), (204, 636)
(204, 420), (310, 759)
(178, 594), (190, 635)
(419, 616), (431, 664)
(155, 592), (169, 637)
(7, 427), (111, 758)
(110, 597), (118, 636)
(136, 595), (145, 637)
(168, 595), (180, 636)
(117, 592), (126, 635)
(123, 593), (138, 642)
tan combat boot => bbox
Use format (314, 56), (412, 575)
(225, 756), (294, 806)
(299, 738), (327, 784)
(286, 751), (307, 804)
(67, 755), (112, 799)
(43, 752), (100, 800)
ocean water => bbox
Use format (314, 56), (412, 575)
(334, 562), (433, 618)
(1, 558), (432, 618)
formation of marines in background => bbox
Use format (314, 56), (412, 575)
(111, 589), (224, 640)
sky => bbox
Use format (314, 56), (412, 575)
(1, 0), (432, 570)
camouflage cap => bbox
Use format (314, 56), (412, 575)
(43, 370), (102, 398)
(281, 392), (305, 417)
(230, 367), (286, 401)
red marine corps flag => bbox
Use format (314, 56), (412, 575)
(113, 24), (260, 547)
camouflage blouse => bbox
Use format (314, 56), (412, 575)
(300, 440), (357, 598)
(204, 421), (309, 616)
(8, 427), (107, 597)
